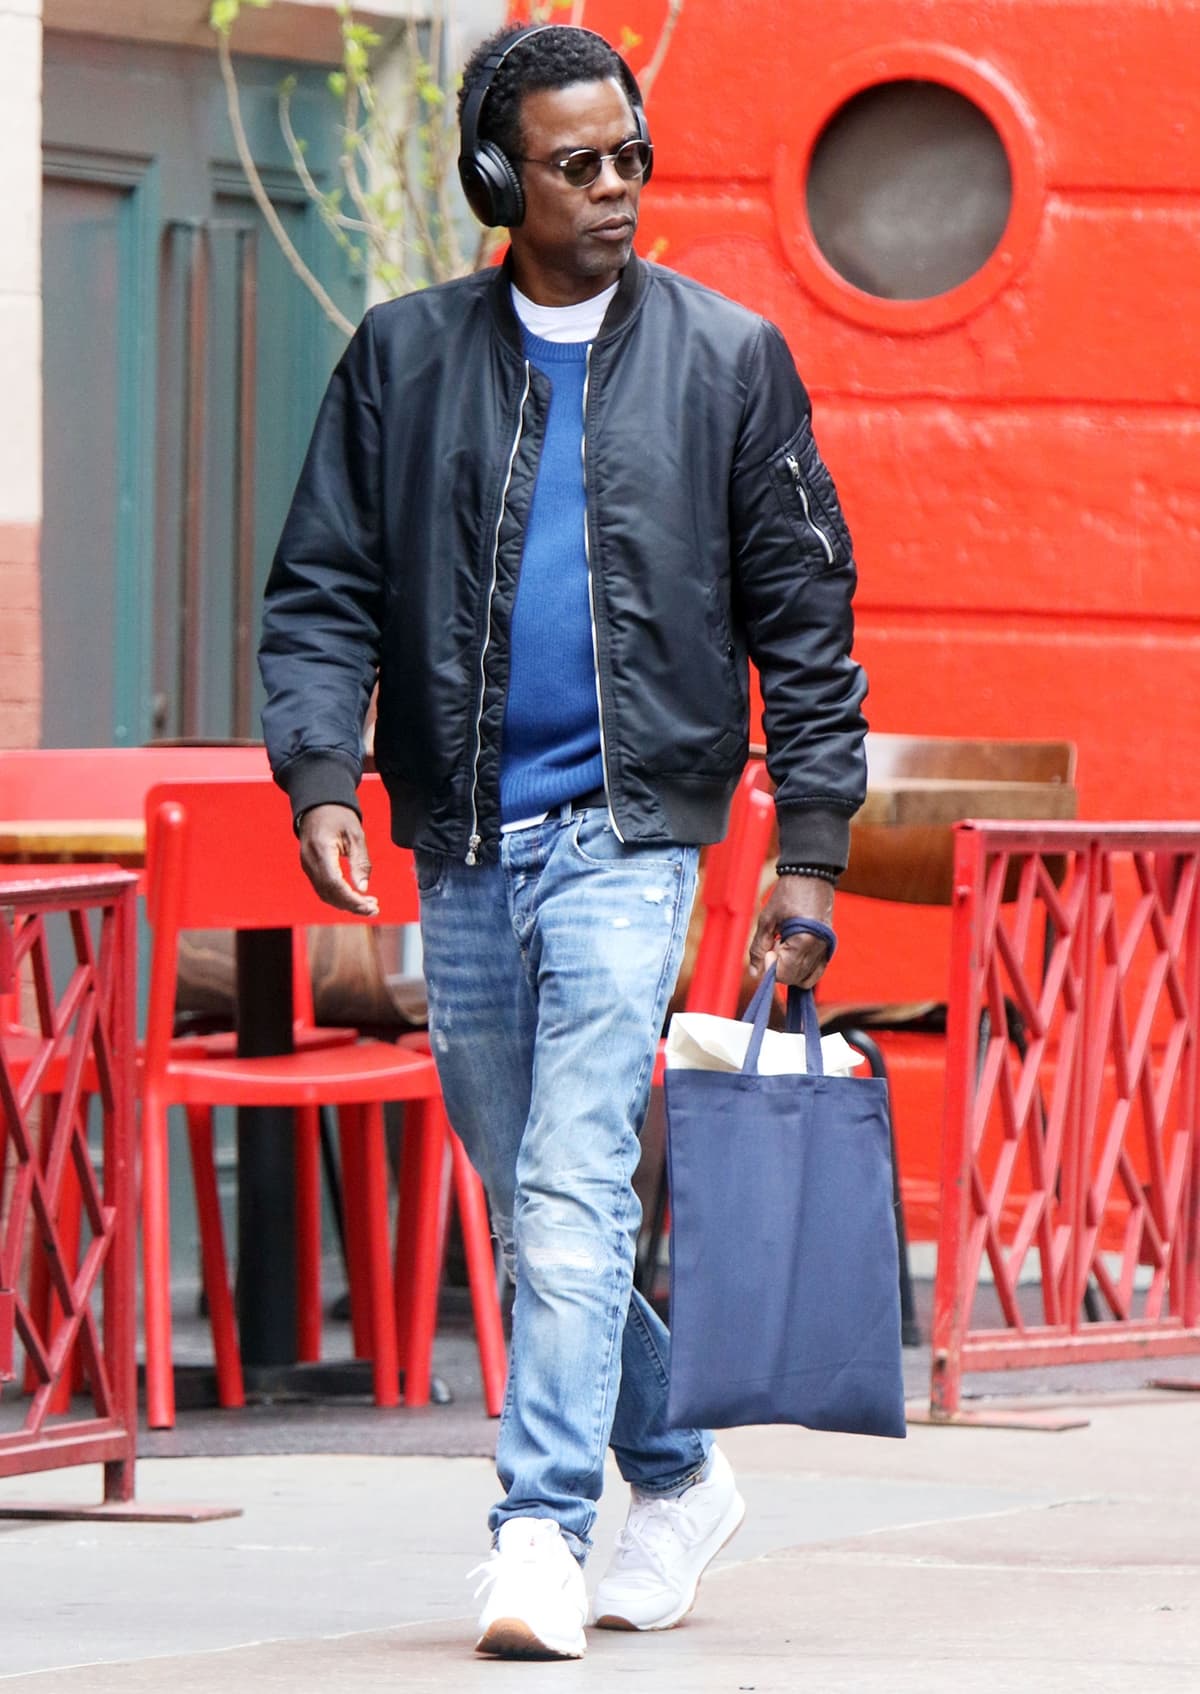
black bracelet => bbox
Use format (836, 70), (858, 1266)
(776, 862), (840, 884)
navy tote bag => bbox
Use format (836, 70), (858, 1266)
(664, 921), (906, 1437)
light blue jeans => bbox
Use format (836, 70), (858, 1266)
(416, 804), (709, 1558)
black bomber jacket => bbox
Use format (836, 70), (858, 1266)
(259, 253), (868, 867)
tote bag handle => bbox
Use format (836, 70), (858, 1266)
(741, 916), (836, 1077)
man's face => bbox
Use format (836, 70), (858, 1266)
(507, 77), (643, 304)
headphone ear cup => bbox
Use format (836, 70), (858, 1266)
(639, 123), (654, 187)
(632, 92), (653, 186)
(461, 141), (525, 229)
(458, 155), (492, 226)
(487, 143), (526, 228)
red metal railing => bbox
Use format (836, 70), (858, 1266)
(0, 870), (138, 1501)
(930, 823), (1200, 1417)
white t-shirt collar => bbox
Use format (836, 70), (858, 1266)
(511, 280), (618, 344)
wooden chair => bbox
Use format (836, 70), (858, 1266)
(839, 733), (1077, 907)
(826, 733), (1077, 1021)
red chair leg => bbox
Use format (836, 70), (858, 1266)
(141, 1090), (176, 1429)
(337, 1105), (373, 1360)
(400, 1098), (450, 1408)
(392, 1107), (429, 1365)
(294, 1104), (322, 1362)
(184, 1104), (245, 1410)
(451, 1131), (507, 1418)
(360, 1102), (399, 1408)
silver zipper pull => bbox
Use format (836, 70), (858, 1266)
(784, 451), (835, 567)
(465, 834), (482, 867)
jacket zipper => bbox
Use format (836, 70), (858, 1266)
(581, 344), (625, 843)
(785, 452), (835, 567)
(466, 360), (532, 865)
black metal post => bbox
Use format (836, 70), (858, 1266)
(235, 928), (296, 1368)
(834, 1025), (922, 1347)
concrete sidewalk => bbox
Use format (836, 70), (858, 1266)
(2, 1392), (1198, 1691)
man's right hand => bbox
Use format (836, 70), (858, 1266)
(298, 804), (380, 916)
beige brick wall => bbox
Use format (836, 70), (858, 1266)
(0, 0), (41, 749)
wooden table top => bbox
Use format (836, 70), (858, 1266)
(0, 819), (146, 864)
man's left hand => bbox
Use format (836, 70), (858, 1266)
(749, 875), (836, 988)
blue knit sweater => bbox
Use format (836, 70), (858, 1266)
(499, 328), (604, 823)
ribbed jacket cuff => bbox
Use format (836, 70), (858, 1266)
(277, 753), (362, 832)
(775, 805), (852, 872)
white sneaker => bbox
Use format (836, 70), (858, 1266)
(592, 1446), (745, 1631)
(472, 1517), (588, 1659)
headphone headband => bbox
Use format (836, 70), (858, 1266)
(457, 25), (554, 191)
(457, 23), (652, 229)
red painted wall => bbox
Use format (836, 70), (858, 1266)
(515, 2), (1200, 1228)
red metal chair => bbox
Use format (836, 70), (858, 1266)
(382, 764), (769, 1417)
(0, 747), (365, 1065)
(0, 750), (356, 1413)
(652, 759), (776, 1086)
(140, 775), (459, 1429)
(389, 1084), (509, 1420)
(641, 761), (776, 1286)
(383, 768), (774, 1414)
(531, 760), (776, 1298)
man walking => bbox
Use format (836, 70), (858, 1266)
(259, 23), (867, 1660)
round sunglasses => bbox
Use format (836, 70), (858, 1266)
(516, 138), (652, 190)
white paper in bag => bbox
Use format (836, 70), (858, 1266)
(665, 1012), (865, 1077)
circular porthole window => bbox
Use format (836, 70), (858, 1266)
(806, 81), (1013, 301)
(773, 47), (1043, 332)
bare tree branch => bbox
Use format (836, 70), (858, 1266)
(338, 83), (379, 233)
(279, 82), (374, 236)
(217, 30), (354, 336)
(638, 0), (685, 102)
(394, 13), (448, 278)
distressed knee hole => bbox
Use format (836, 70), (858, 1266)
(518, 1218), (605, 1282)
(524, 1241), (603, 1274)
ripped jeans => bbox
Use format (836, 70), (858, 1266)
(416, 804), (708, 1558)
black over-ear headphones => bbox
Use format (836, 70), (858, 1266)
(457, 23), (653, 230)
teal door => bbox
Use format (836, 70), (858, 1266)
(41, 33), (363, 748)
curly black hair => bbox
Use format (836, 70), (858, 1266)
(458, 24), (636, 165)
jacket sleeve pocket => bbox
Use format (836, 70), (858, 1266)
(769, 419), (853, 576)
